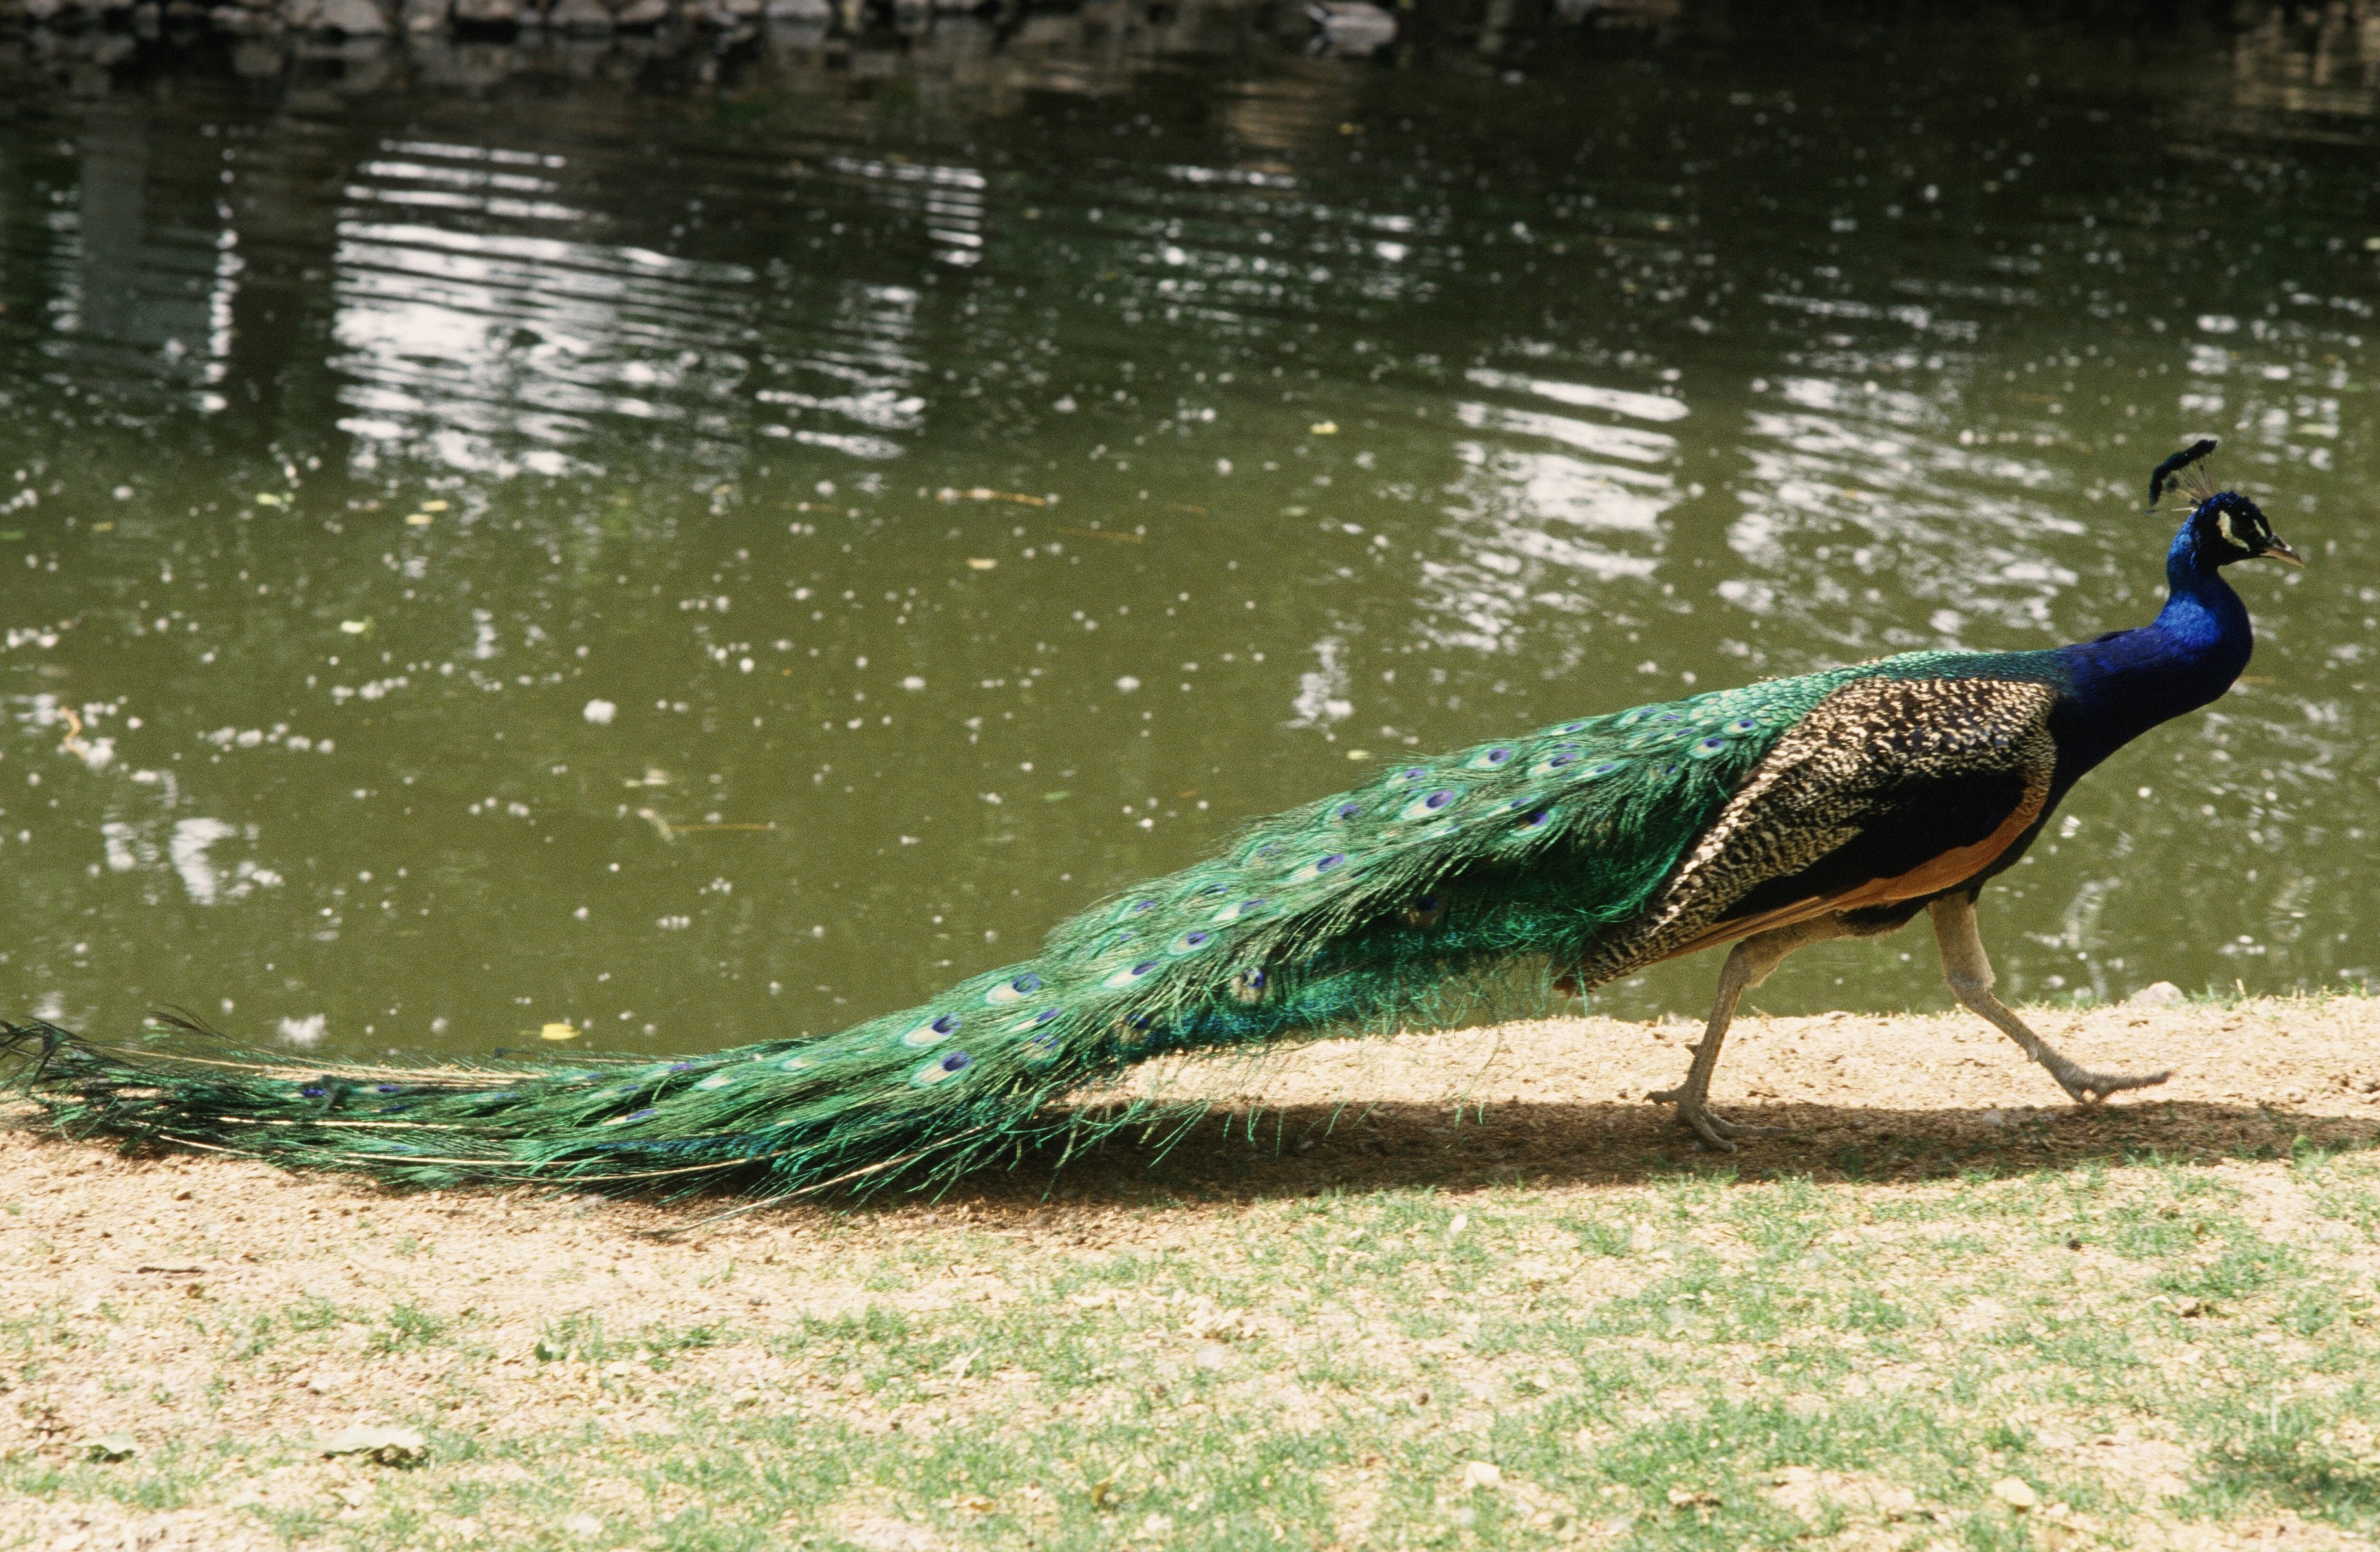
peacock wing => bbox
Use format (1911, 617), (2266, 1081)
(1588, 673), (2064, 978)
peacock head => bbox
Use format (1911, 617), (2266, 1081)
(2147, 438), (2304, 572)
(2186, 491), (2303, 570)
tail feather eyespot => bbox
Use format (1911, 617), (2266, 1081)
(901, 1012), (963, 1048)
(986, 974), (1041, 1006)
(1398, 789), (1460, 821)
(1403, 893), (1448, 928)
(1287, 852), (1350, 884)
(910, 1050), (975, 1087)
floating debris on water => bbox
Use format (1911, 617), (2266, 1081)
(936, 488), (1048, 507)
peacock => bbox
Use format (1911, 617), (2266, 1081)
(2, 440), (2300, 1189)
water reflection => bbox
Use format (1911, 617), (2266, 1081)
(1, 3), (2377, 1059)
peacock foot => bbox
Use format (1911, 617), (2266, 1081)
(1645, 1085), (1782, 1152)
(2047, 1060), (2171, 1106)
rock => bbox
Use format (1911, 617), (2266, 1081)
(843, 1519), (940, 1552)
(1989, 1476), (2040, 1511)
(761, 0), (823, 18)
(546, 0), (607, 30)
(398, 0), (444, 28)
(610, 0), (664, 26)
(321, 1423), (426, 1465)
(449, 0), (515, 25)
(2126, 980), (2187, 1008)
(315, 0), (388, 30)
(277, 0), (320, 25)
(1307, 0), (1394, 54)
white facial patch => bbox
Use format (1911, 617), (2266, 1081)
(2216, 510), (2245, 549)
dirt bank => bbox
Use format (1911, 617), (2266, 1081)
(5, 995), (2377, 1551)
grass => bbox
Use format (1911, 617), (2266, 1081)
(8, 1154), (2380, 1549)
(8, 995), (2380, 1549)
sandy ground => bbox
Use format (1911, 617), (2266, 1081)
(4, 994), (2377, 1549)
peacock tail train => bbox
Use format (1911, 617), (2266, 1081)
(3, 647), (2050, 1198)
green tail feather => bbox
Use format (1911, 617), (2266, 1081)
(5, 667), (1859, 1198)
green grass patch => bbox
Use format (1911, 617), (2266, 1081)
(12, 1147), (2380, 1548)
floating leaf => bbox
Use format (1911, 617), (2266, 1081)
(966, 558), (997, 571)
(422, 499), (450, 512)
(321, 1423), (426, 1465)
(339, 620), (371, 636)
(254, 493), (287, 507)
(1042, 790), (1072, 802)
(540, 1023), (581, 1042)
(404, 513), (433, 526)
(1310, 420), (1339, 435)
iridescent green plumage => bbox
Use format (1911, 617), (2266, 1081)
(11, 447), (2288, 1180)
(0, 652), (2007, 1195)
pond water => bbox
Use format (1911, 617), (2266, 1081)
(2, 4), (2375, 1063)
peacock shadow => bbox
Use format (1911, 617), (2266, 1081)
(883, 1096), (2380, 1214)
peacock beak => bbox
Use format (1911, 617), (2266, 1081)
(2260, 534), (2306, 568)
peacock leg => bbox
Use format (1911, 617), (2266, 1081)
(1929, 893), (2170, 1104)
(1650, 915), (1854, 1151)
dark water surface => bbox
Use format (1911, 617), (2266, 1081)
(3, 6), (2376, 1062)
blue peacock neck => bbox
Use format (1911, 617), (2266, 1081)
(2051, 515), (2254, 780)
